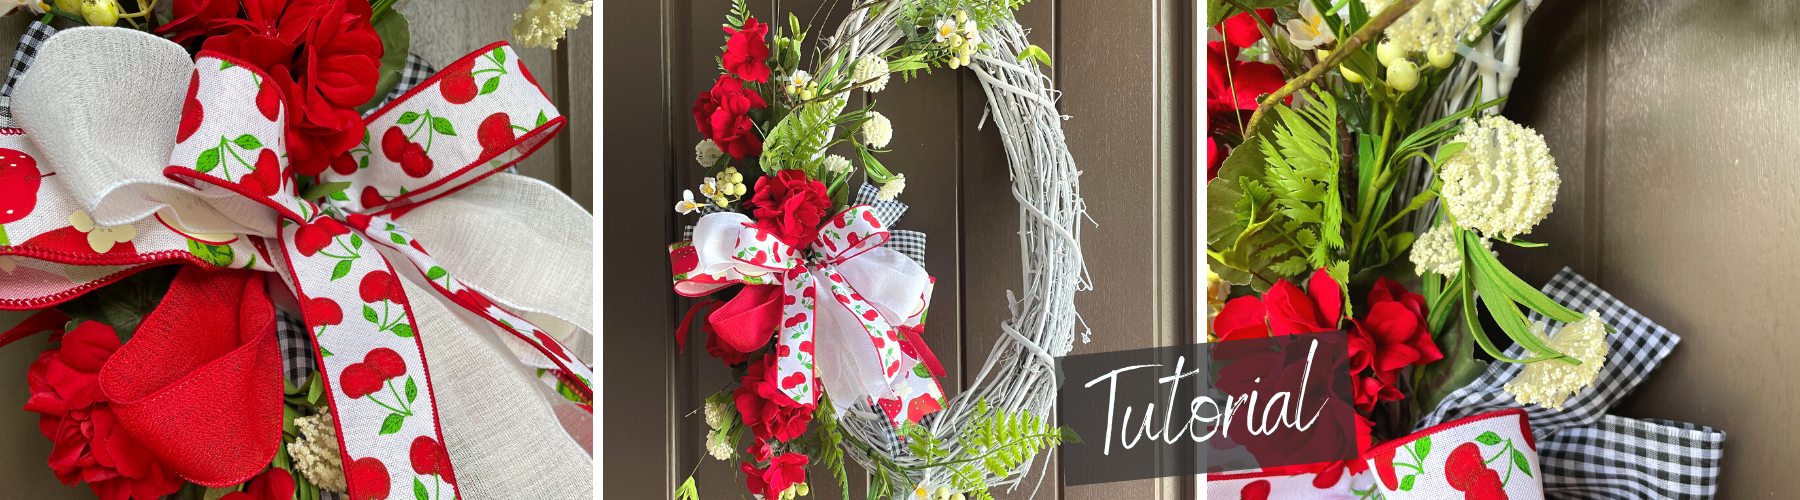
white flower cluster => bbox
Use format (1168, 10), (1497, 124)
(862, 112), (894, 149)
(1438, 115), (1559, 240)
(512, 0), (594, 49)
(1409, 223), (1492, 277)
(1504, 312), (1609, 411)
(823, 154), (852, 175)
(854, 55), (892, 93)
(1362, 0), (1484, 55)
(695, 139), (724, 167)
(289, 412), (348, 493)
(877, 174), (907, 201)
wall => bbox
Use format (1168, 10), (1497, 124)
(1501, 0), (1795, 494)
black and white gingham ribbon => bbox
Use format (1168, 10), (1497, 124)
(1, 20), (57, 128)
(1419, 267), (1724, 499)
(1539, 414), (1725, 499)
(277, 309), (316, 386)
(681, 184), (927, 267)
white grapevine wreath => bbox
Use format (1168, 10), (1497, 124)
(668, 1), (1087, 499)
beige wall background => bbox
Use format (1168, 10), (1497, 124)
(0, 2), (591, 496)
(1499, 0), (1796, 495)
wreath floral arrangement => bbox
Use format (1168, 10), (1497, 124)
(667, 1), (1085, 500)
(1206, 0), (1726, 498)
(0, 1), (595, 500)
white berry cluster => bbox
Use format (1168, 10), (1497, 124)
(1438, 115), (1559, 241)
(1409, 223), (1492, 278)
(1504, 312), (1610, 411)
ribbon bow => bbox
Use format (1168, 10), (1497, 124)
(671, 206), (945, 427)
(3, 28), (592, 497)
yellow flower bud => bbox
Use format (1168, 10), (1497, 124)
(1428, 47), (1455, 69)
(1341, 64), (1364, 83)
(784, 83), (797, 94)
(799, 88), (815, 100)
(53, 0), (78, 13)
(1376, 41), (1405, 67)
(81, 0), (118, 26)
(796, 483), (810, 496)
(733, 183), (746, 196)
(956, 10), (967, 24)
(951, 494), (965, 500)
(729, 172), (743, 183)
(1386, 59), (1419, 92)
(949, 34), (964, 48)
(934, 487), (952, 500)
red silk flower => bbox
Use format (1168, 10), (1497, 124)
(750, 170), (831, 249)
(741, 452), (809, 498)
(733, 353), (813, 443)
(185, 0), (383, 177)
(1211, 270), (1343, 342)
(219, 468), (296, 500)
(23, 322), (184, 500)
(707, 284), (783, 353)
(722, 16), (771, 83)
(692, 75), (768, 160)
(1347, 277), (1444, 411)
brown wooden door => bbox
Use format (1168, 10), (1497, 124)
(602, 1), (1197, 499)
(1500, 0), (1791, 494)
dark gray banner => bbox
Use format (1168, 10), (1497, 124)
(1054, 331), (1356, 486)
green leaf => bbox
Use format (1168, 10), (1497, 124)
(397, 111), (421, 125)
(298, 181), (354, 201)
(1464, 233), (1585, 324)
(307, 370), (325, 405)
(413, 477), (428, 500)
(675, 476), (701, 500)
(220, 60), (236, 70)
(1415, 436), (1432, 460)
(1512, 448), (1533, 478)
(187, 240), (235, 267)
(379, 413), (405, 434)
(392, 323), (414, 338)
(405, 376), (418, 403)
(1399, 474), (1416, 491)
(492, 46), (507, 65)
(1475, 431), (1503, 446)
(390, 233), (407, 245)
(1435, 142), (1468, 165)
(1016, 45), (1053, 67)
(233, 134), (263, 150)
(1501, 238), (1547, 247)
(536, 110), (549, 127)
(358, 9), (412, 113)
(479, 77), (501, 95)
(320, 346), (334, 357)
(425, 266), (446, 280)
(432, 116), (457, 136)
(196, 148), (220, 173)
(363, 304), (379, 323)
(350, 234), (363, 249)
(332, 260), (354, 281)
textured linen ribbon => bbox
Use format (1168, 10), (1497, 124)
(3, 27), (593, 498)
(670, 206), (945, 427)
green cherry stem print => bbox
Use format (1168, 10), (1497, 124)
(383, 109), (455, 178)
(340, 348), (419, 435)
(361, 270), (416, 337)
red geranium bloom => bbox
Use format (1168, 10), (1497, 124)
(693, 75), (768, 160)
(722, 17), (771, 83)
(197, 0), (382, 177)
(1211, 270), (1342, 342)
(1346, 277), (1443, 411)
(1218, 9), (1275, 49)
(1206, 136), (1227, 181)
(158, 0), (243, 45)
(1207, 41), (1286, 138)
(23, 322), (184, 500)
(1262, 414), (1374, 489)
(219, 468), (296, 500)
(749, 170), (831, 249)
(741, 453), (809, 498)
(732, 353), (813, 443)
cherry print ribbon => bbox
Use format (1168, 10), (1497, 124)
(4, 28), (591, 499)
(670, 206), (945, 428)
(1205, 409), (1545, 500)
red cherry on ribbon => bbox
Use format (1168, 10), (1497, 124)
(382, 126), (407, 162)
(439, 59), (478, 104)
(304, 297), (343, 327)
(345, 457), (391, 500)
(359, 271), (405, 305)
(240, 148), (283, 196)
(338, 363), (384, 398)
(478, 112), (516, 158)
(400, 142), (434, 178)
(255, 78), (282, 122)
(360, 186), (386, 209)
(177, 69), (203, 143)
(363, 348), (407, 380)
(409, 436), (456, 485)
(0, 148), (43, 225)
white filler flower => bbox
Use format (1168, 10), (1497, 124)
(290, 412), (348, 492)
(1363, 0), (1484, 55)
(1409, 223), (1492, 277)
(877, 174), (907, 201)
(854, 55), (892, 93)
(823, 154), (852, 174)
(1439, 115), (1559, 240)
(862, 112), (894, 148)
(1504, 313), (1610, 411)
